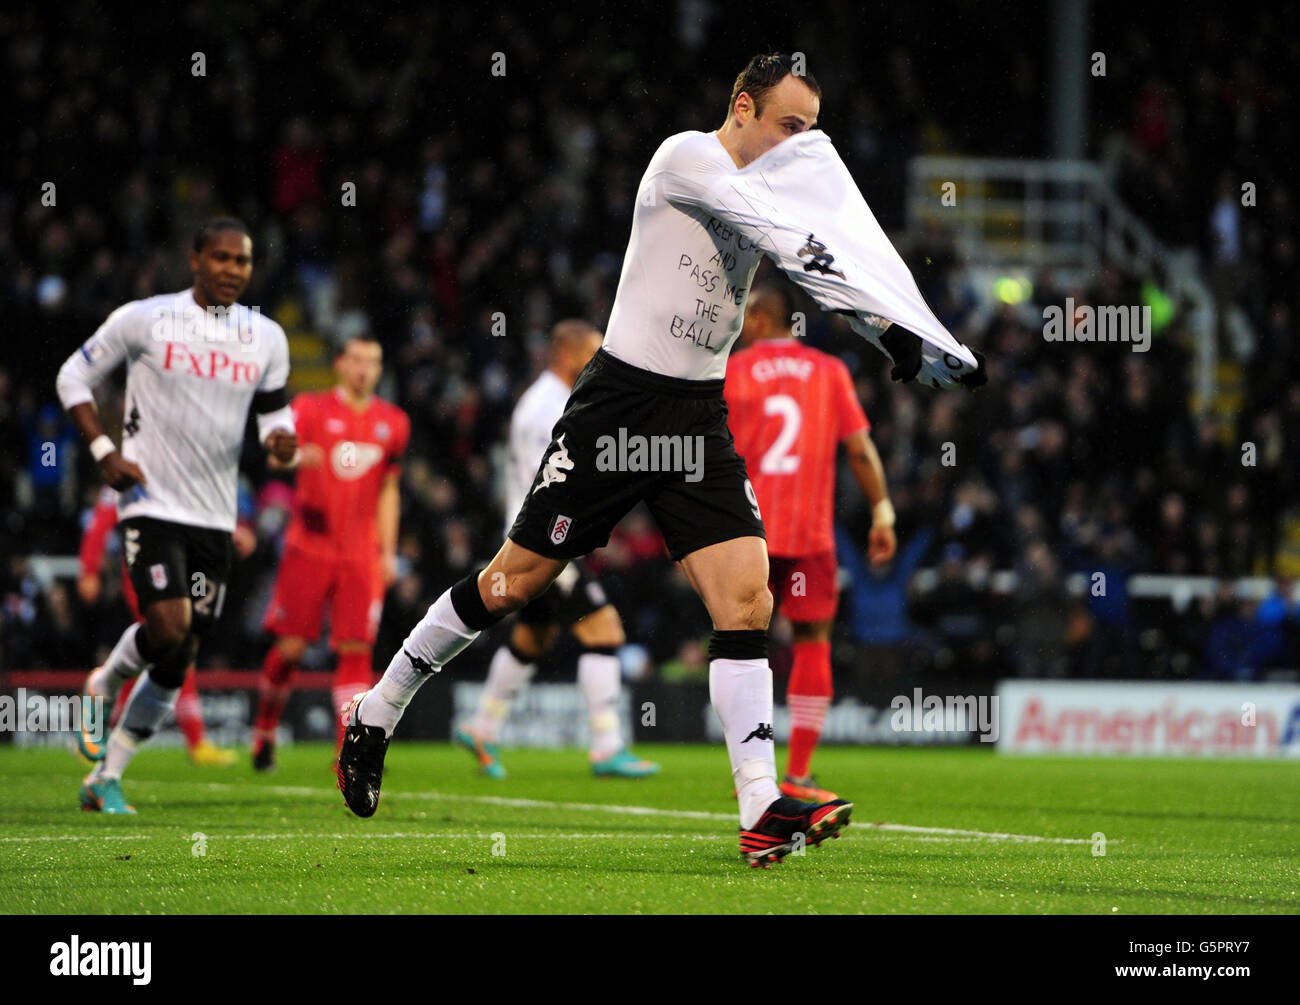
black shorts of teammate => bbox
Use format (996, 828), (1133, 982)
(120, 516), (233, 637)
(508, 349), (766, 563)
(516, 560), (610, 628)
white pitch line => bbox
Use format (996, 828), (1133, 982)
(255, 783), (1094, 844)
(0, 773), (1096, 845)
(0, 830), (1053, 846)
(0, 834), (156, 843)
(0, 831), (730, 843)
(866, 823), (1094, 845)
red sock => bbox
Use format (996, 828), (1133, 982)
(786, 640), (832, 779)
(254, 645), (298, 743)
(175, 671), (206, 750)
(333, 648), (374, 750)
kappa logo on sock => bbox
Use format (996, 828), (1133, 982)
(404, 649), (438, 674)
(149, 564), (168, 590)
(742, 722), (774, 743)
(549, 513), (573, 545)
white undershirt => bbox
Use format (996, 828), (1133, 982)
(603, 131), (764, 381)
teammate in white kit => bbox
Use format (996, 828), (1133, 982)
(339, 54), (984, 867)
(56, 217), (299, 814)
(454, 320), (658, 780)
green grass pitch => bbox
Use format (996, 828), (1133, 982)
(2, 743), (1297, 914)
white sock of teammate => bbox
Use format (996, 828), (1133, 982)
(578, 649), (623, 760)
(360, 576), (500, 737)
(708, 631), (780, 830)
(472, 644), (536, 742)
(91, 623), (153, 702)
(96, 672), (179, 781)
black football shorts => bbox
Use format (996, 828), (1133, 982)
(508, 349), (766, 563)
(120, 516), (233, 633)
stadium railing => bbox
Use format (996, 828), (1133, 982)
(905, 155), (1259, 412)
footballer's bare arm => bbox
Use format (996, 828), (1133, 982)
(66, 400), (146, 492)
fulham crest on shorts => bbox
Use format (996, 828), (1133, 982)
(549, 514), (573, 545)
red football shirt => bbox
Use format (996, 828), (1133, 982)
(725, 339), (869, 557)
(284, 389), (411, 562)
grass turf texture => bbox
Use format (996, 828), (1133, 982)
(1, 744), (1297, 914)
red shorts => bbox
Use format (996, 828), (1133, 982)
(768, 551), (839, 624)
(263, 546), (384, 646)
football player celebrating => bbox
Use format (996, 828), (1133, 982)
(726, 281), (896, 802)
(252, 335), (409, 770)
(339, 54), (982, 867)
(57, 217), (298, 814)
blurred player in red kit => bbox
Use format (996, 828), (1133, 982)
(252, 335), (409, 770)
(725, 282), (897, 802)
(78, 486), (252, 766)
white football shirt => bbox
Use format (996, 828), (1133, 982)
(56, 288), (292, 533)
(603, 129), (981, 388)
(503, 369), (572, 538)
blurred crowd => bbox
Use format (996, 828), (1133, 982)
(2, 1), (1297, 681)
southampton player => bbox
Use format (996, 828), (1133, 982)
(56, 217), (298, 814)
(455, 320), (658, 780)
(726, 282), (896, 802)
(339, 54), (983, 867)
(78, 486), (249, 767)
(252, 335), (409, 770)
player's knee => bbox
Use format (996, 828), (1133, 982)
(597, 622), (627, 648)
(737, 583), (773, 631)
(277, 635), (309, 664)
(574, 606), (625, 648)
(482, 573), (544, 617)
(145, 608), (191, 652)
(709, 580), (771, 631)
(510, 623), (546, 660)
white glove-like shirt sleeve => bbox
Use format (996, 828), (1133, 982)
(675, 130), (981, 389)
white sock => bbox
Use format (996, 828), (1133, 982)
(96, 731), (138, 782)
(360, 588), (480, 736)
(578, 651), (623, 759)
(93, 623), (152, 701)
(709, 657), (780, 829)
(98, 673), (178, 780)
(472, 645), (536, 742)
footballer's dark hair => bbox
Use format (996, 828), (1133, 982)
(750, 279), (800, 330)
(193, 216), (252, 254)
(334, 333), (383, 357)
(728, 53), (821, 120)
